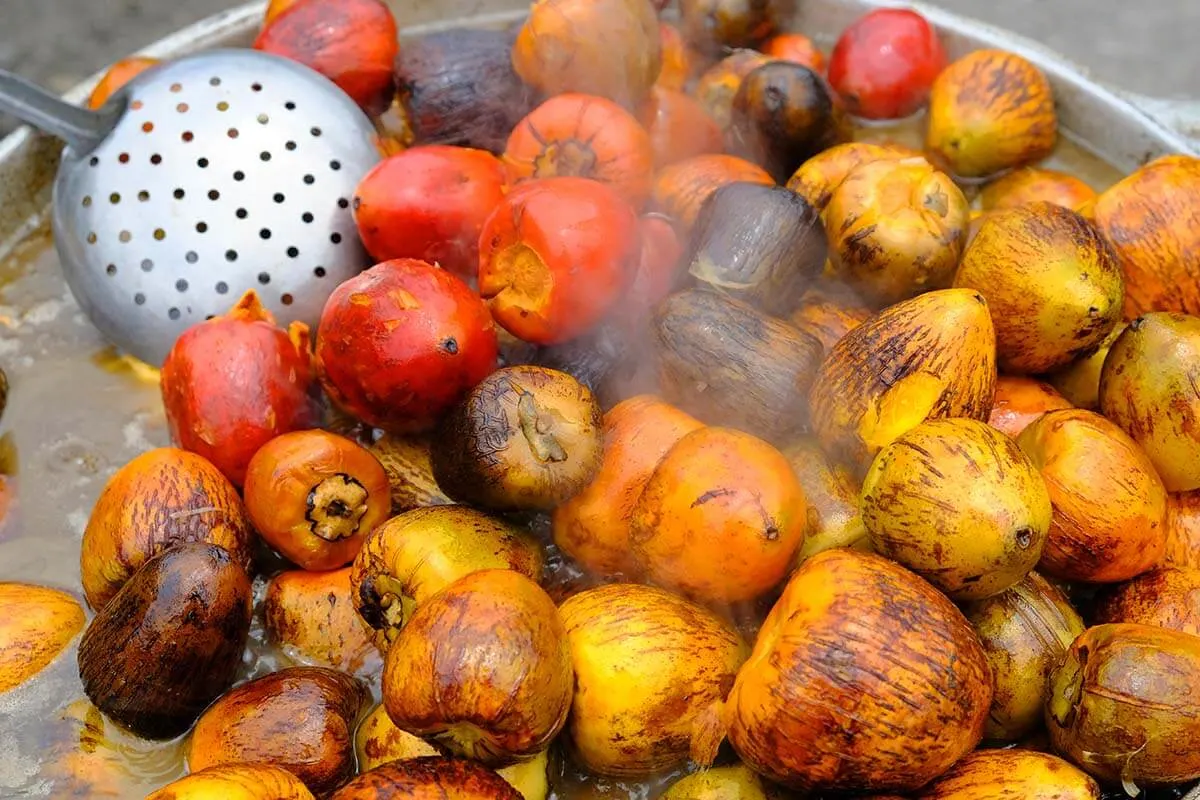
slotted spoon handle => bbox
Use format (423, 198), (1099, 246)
(0, 69), (123, 154)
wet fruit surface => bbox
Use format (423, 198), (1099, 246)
(79, 447), (253, 610)
(9, 6), (1200, 800)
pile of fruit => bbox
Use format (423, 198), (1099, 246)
(4, 0), (1200, 797)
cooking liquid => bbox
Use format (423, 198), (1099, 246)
(0, 60), (1176, 800)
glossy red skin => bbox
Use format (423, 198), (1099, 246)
(828, 8), (947, 120)
(353, 146), (507, 280)
(477, 176), (640, 345)
(161, 294), (318, 488)
(254, 0), (398, 113)
(316, 258), (498, 433)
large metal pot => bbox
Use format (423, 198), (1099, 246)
(0, 1), (1195, 797)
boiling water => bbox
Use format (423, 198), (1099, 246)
(0, 98), (1165, 800)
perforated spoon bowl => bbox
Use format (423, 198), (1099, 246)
(0, 48), (382, 366)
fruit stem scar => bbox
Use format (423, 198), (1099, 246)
(516, 389), (567, 463)
(305, 473), (370, 541)
(535, 138), (598, 178)
(357, 571), (414, 635)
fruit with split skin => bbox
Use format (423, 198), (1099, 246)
(809, 287), (997, 476)
(478, 177), (641, 346)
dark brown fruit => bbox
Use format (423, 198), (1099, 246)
(654, 288), (823, 443)
(77, 543), (252, 739)
(685, 182), (827, 316)
(679, 0), (792, 53)
(729, 62), (849, 182)
(395, 28), (536, 153)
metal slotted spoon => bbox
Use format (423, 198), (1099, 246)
(0, 48), (383, 366)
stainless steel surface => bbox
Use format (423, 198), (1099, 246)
(44, 48), (381, 366)
(0, 0), (1194, 797)
(0, 70), (123, 153)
